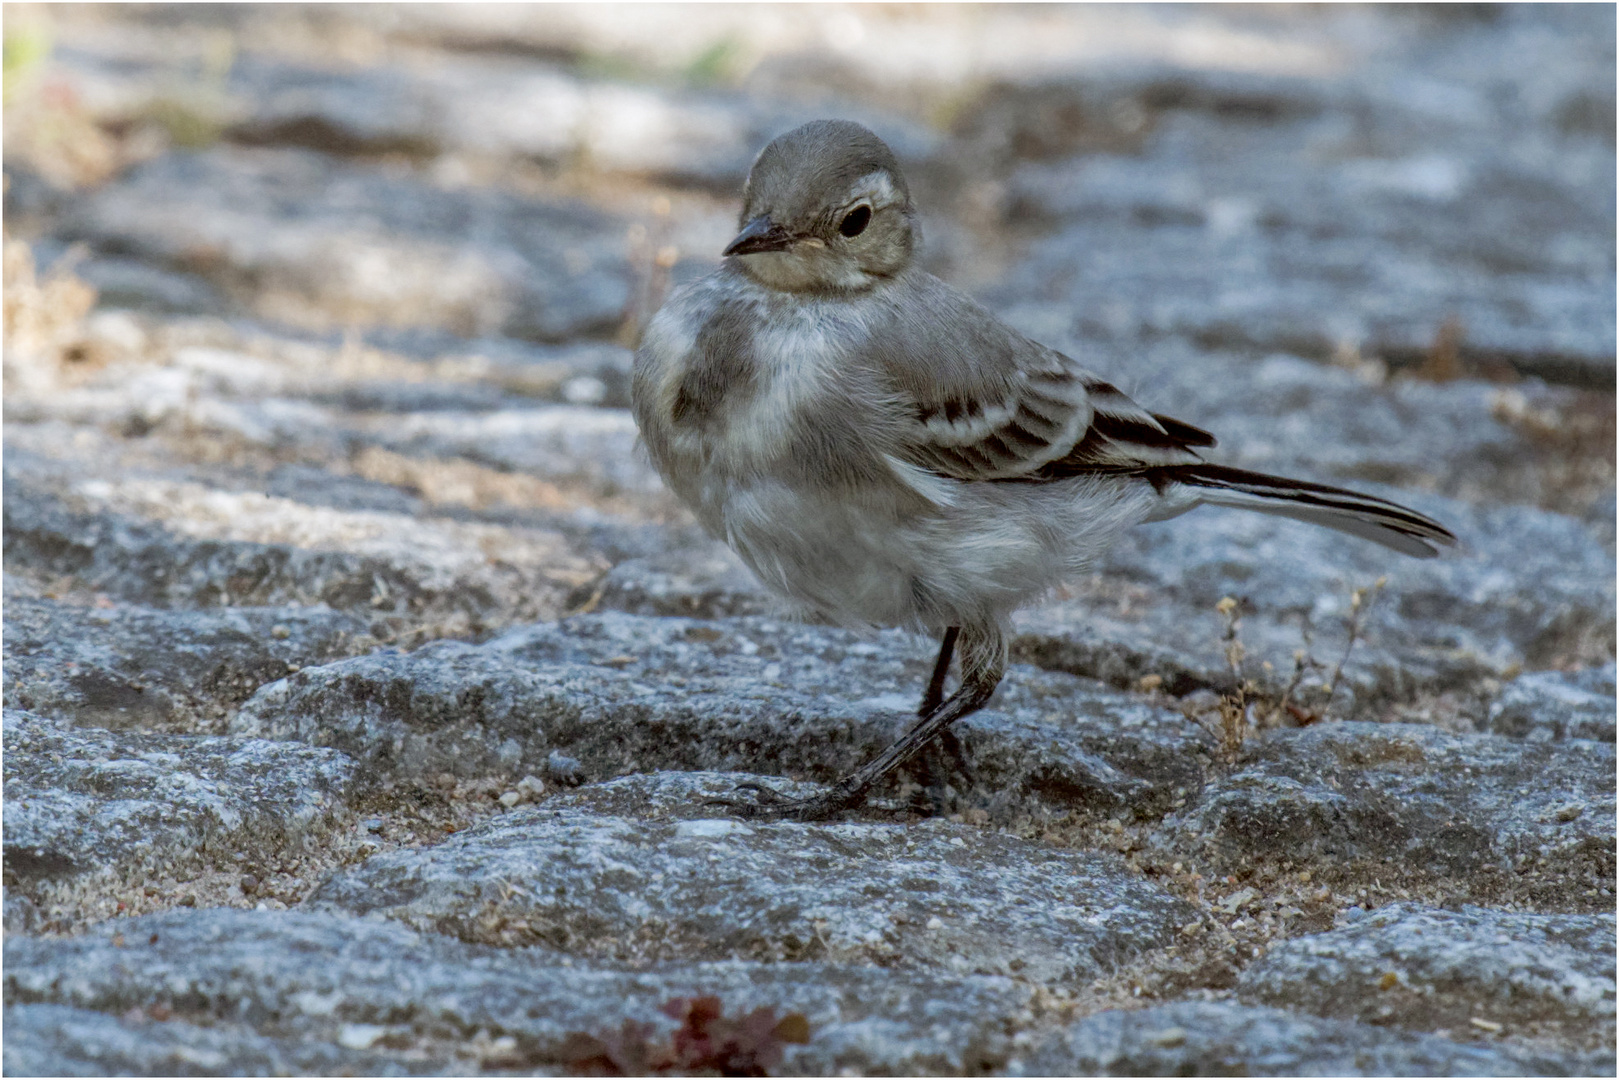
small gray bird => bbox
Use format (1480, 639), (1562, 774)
(632, 119), (1454, 821)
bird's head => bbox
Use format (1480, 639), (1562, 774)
(723, 119), (918, 293)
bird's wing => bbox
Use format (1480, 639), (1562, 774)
(899, 359), (1215, 482)
(871, 276), (1214, 483)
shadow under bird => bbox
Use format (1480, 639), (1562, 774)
(631, 119), (1456, 821)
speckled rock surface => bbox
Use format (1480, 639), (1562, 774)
(38, 25), (938, 197)
(233, 613), (1214, 820)
(3, 449), (609, 643)
(1486, 664), (1617, 743)
(595, 541), (774, 619)
(982, 8), (1616, 385)
(1238, 903), (1616, 1048)
(1021, 495), (1615, 717)
(1159, 722), (1615, 897)
(2, 5), (1612, 1075)
(2, 709), (356, 884)
(2, 1003), (419, 1078)
(305, 771), (1196, 979)
(60, 146), (635, 342)
(2, 593), (372, 732)
(5, 907), (1050, 1075)
(1012, 1000), (1604, 1077)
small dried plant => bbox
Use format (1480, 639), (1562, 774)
(1321, 576), (1387, 713)
(1188, 595), (1254, 765)
(1278, 575), (1389, 726)
(620, 195), (679, 349)
(2, 235), (98, 396)
(1191, 578), (1389, 760)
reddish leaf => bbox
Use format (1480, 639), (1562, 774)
(562, 995), (812, 1076)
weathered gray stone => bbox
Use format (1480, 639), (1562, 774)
(595, 542), (774, 620)
(352, 405), (665, 506)
(1016, 494), (1616, 718)
(4, 907), (1045, 1075)
(1160, 722), (1615, 894)
(0, 310), (635, 432)
(305, 771), (1196, 980)
(234, 611), (1214, 819)
(1, 710), (357, 884)
(4, 890), (40, 936)
(2, 1003), (421, 1077)
(2, 459), (606, 639)
(344, 330), (636, 409)
(1111, 494), (1611, 672)
(43, 32), (937, 194)
(1001, 151), (1613, 386)
(1012, 1000), (1603, 1077)
(1487, 665), (1616, 743)
(983, 9), (1616, 387)
(0, 162), (68, 230)
(58, 146), (633, 343)
(1238, 904), (1616, 1043)
(3, 594), (372, 732)
(236, 55), (936, 194)
(364, 3), (1610, 163)
(5, 374), (670, 528)
(73, 256), (229, 318)
(255, 463), (426, 518)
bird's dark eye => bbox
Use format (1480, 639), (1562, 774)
(839, 205), (872, 237)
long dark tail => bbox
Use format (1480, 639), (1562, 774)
(1153, 463), (1457, 558)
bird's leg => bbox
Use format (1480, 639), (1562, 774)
(906, 721), (977, 817)
(719, 678), (998, 821)
(714, 626), (1005, 822)
(909, 626), (974, 812)
(935, 725), (977, 789)
(917, 626), (959, 717)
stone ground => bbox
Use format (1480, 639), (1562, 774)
(3, 4), (1614, 1075)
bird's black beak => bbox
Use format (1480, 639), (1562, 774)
(723, 215), (794, 257)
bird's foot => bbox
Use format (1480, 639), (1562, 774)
(901, 725), (977, 817)
(704, 780), (864, 822)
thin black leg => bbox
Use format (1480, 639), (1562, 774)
(914, 626), (970, 809)
(713, 625), (1004, 822)
(918, 626), (960, 717)
(935, 725), (975, 786)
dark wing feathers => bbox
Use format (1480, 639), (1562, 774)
(1151, 413), (1217, 448)
(903, 366), (1100, 480)
(898, 360), (1213, 483)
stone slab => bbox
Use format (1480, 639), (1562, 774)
(1013, 1000), (1604, 1077)
(234, 611), (1214, 820)
(1238, 903), (1616, 1042)
(306, 771), (1197, 982)
(5, 906), (1048, 1075)
(2, 709), (357, 884)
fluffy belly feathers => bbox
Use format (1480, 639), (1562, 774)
(704, 471), (1148, 632)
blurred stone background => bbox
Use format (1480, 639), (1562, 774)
(2, 3), (1615, 1075)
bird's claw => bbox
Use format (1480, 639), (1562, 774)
(703, 780), (856, 822)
